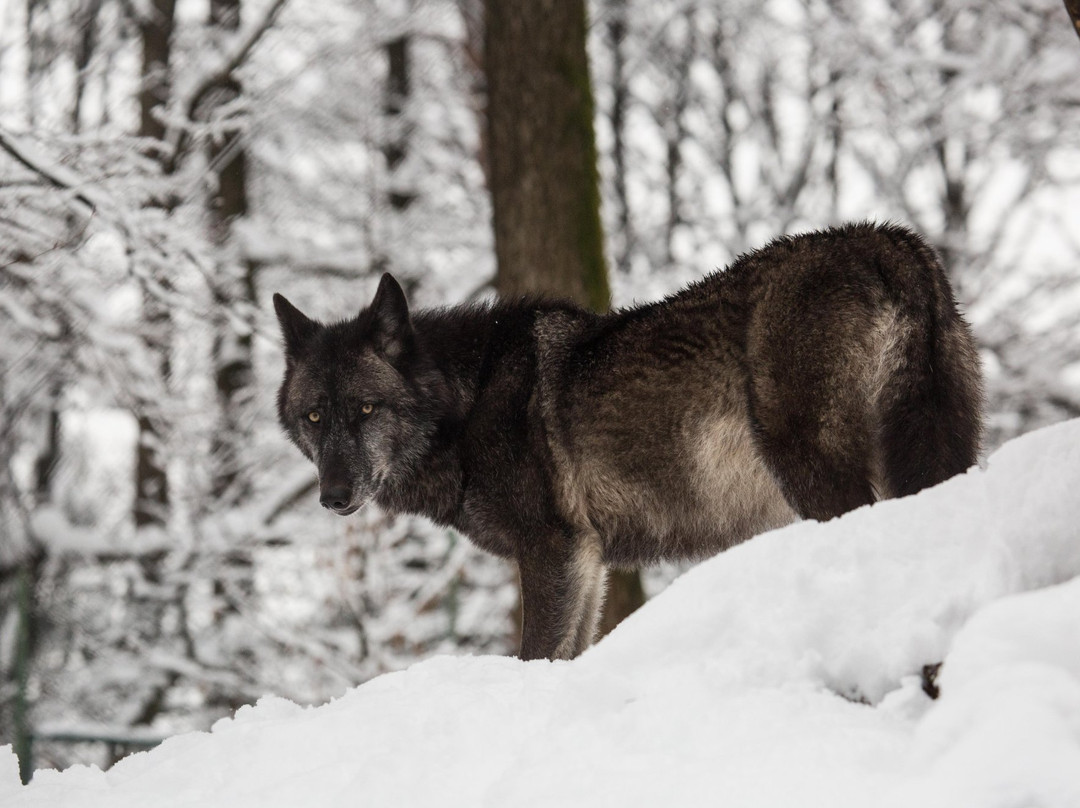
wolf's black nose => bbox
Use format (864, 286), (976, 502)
(320, 487), (352, 512)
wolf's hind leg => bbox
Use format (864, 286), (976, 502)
(747, 298), (886, 521)
(753, 425), (877, 522)
(749, 366), (877, 522)
(518, 531), (606, 661)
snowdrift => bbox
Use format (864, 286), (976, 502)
(4, 419), (1080, 807)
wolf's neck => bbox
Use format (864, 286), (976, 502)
(413, 297), (587, 405)
(372, 300), (525, 524)
(376, 297), (589, 528)
(412, 302), (505, 405)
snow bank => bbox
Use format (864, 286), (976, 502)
(4, 419), (1080, 808)
(892, 577), (1080, 807)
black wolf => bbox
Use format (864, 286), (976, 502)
(274, 222), (983, 661)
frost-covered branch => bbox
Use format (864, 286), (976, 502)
(0, 127), (98, 213)
(166, 0), (291, 162)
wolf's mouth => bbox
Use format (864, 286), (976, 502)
(334, 504), (362, 516)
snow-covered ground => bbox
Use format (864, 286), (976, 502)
(4, 419), (1080, 807)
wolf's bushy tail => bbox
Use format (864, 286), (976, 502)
(878, 232), (983, 498)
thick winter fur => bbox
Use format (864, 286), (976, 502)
(274, 223), (983, 661)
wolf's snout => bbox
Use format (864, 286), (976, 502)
(320, 485), (353, 513)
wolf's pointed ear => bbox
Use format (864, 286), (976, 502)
(368, 273), (413, 361)
(273, 294), (317, 356)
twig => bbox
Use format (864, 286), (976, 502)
(166, 0), (291, 163)
(0, 127), (98, 213)
(189, 0), (290, 116)
(0, 128), (101, 269)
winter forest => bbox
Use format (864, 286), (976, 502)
(2, 0), (1080, 783)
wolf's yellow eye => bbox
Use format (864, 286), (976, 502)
(308, 411), (320, 423)
(361, 403), (374, 415)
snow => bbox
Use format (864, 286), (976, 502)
(894, 579), (1080, 807)
(4, 418), (1080, 807)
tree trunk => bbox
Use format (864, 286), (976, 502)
(9, 385), (64, 782)
(1065, 0), (1080, 44)
(484, 0), (609, 310)
(138, 0), (177, 144)
(12, 556), (40, 784)
(383, 34), (415, 212)
(25, 0), (44, 127)
(205, 0), (255, 504)
(198, 0), (261, 662)
(71, 0), (103, 133)
(133, 0), (176, 531)
(128, 9), (176, 744)
(606, 0), (633, 275)
(662, 9), (696, 268)
(372, 26), (417, 278)
(482, 0), (645, 642)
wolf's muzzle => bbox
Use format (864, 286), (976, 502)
(320, 485), (356, 515)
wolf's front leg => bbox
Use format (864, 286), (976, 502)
(517, 532), (607, 661)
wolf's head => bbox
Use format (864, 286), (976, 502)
(273, 274), (446, 516)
